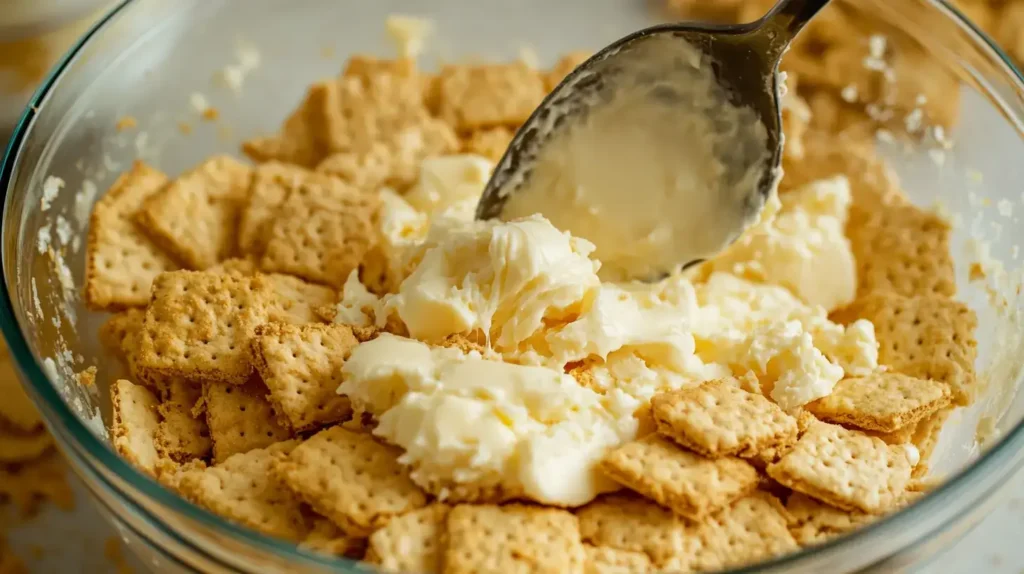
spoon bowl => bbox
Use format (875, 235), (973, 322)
(476, 0), (830, 281)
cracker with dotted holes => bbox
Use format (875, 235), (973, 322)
(652, 379), (799, 458)
(910, 406), (952, 478)
(99, 308), (146, 364)
(260, 194), (378, 288)
(110, 379), (162, 476)
(832, 292), (978, 405)
(203, 376), (292, 464)
(176, 440), (309, 541)
(437, 62), (547, 131)
(767, 421), (912, 514)
(748, 411), (818, 470)
(316, 144), (394, 193)
(135, 156), (253, 270)
(687, 492), (798, 572)
(785, 492), (876, 546)
(411, 472), (522, 506)
(600, 435), (759, 521)
(301, 518), (367, 559)
(265, 274), (337, 326)
(847, 202), (955, 298)
(137, 270), (271, 385)
(85, 161), (177, 310)
(242, 81), (335, 168)
(573, 491), (692, 560)
(806, 372), (951, 433)
(273, 426), (427, 537)
(209, 257), (259, 277)
(461, 127), (514, 162)
(583, 544), (651, 574)
(443, 504), (585, 574)
(545, 51), (591, 92)
(0, 429), (53, 464)
(249, 322), (357, 432)
(365, 504), (449, 572)
(155, 378), (211, 463)
(239, 163), (369, 258)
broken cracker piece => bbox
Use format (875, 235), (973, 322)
(767, 421), (912, 514)
(249, 322), (357, 432)
(155, 378), (211, 463)
(85, 161), (177, 310)
(177, 440), (308, 541)
(138, 271), (271, 385)
(366, 504), (448, 573)
(203, 377), (292, 464)
(806, 372), (951, 433)
(599, 435), (759, 521)
(110, 379), (161, 476)
(437, 62), (546, 131)
(652, 379), (799, 458)
(911, 406), (952, 478)
(273, 426), (427, 537)
(443, 504), (585, 574)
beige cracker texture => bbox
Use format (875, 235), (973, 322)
(651, 379), (799, 458)
(300, 518), (367, 559)
(138, 270), (271, 384)
(600, 435), (759, 521)
(203, 376), (292, 464)
(316, 145), (394, 194)
(176, 440), (309, 541)
(110, 379), (162, 476)
(460, 127), (514, 162)
(684, 492), (798, 572)
(833, 292), (978, 405)
(576, 493), (692, 567)
(847, 201), (955, 298)
(436, 62), (546, 131)
(767, 421), (912, 514)
(155, 378), (211, 463)
(365, 504), (449, 573)
(785, 492), (876, 546)
(806, 372), (951, 433)
(911, 407), (953, 478)
(582, 545), (651, 574)
(135, 155), (253, 270)
(243, 81), (335, 168)
(85, 161), (178, 310)
(442, 504), (585, 574)
(265, 273), (337, 326)
(249, 322), (358, 432)
(260, 186), (380, 289)
(273, 426), (427, 537)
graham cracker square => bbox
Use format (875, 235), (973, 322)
(273, 426), (427, 536)
(138, 270), (271, 384)
(848, 202), (955, 298)
(85, 161), (177, 310)
(576, 493), (691, 567)
(265, 273), (337, 326)
(600, 435), (759, 521)
(249, 322), (358, 432)
(110, 379), (162, 476)
(688, 492), (798, 571)
(135, 156), (253, 270)
(203, 376), (292, 464)
(652, 379), (799, 458)
(833, 292), (978, 405)
(315, 145), (393, 193)
(155, 378), (211, 463)
(242, 81), (335, 168)
(582, 545), (651, 574)
(300, 518), (367, 559)
(806, 372), (951, 433)
(443, 504), (585, 574)
(785, 492), (875, 546)
(767, 421), (912, 513)
(437, 62), (546, 131)
(176, 440), (309, 541)
(365, 504), (449, 573)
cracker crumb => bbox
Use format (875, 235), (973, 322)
(115, 116), (138, 131)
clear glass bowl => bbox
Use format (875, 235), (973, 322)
(2, 0), (1024, 572)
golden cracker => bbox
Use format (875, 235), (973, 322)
(366, 504), (449, 573)
(242, 81), (335, 168)
(203, 376), (292, 464)
(806, 372), (951, 433)
(576, 493), (690, 566)
(155, 378), (211, 463)
(687, 492), (798, 571)
(911, 406), (953, 478)
(84, 161), (177, 310)
(273, 426), (427, 537)
(110, 379), (162, 476)
(767, 421), (912, 514)
(583, 545), (651, 574)
(265, 273), (337, 326)
(600, 435), (759, 521)
(443, 504), (585, 574)
(460, 127), (514, 162)
(652, 379), (799, 458)
(437, 62), (546, 131)
(301, 518), (367, 559)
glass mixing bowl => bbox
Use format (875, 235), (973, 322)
(2, 0), (1024, 572)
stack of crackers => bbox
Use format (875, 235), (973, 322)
(80, 39), (980, 574)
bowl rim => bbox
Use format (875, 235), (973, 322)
(2, 0), (1024, 571)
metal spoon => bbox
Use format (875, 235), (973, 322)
(475, 0), (830, 282)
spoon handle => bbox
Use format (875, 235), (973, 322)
(763, 0), (832, 49)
